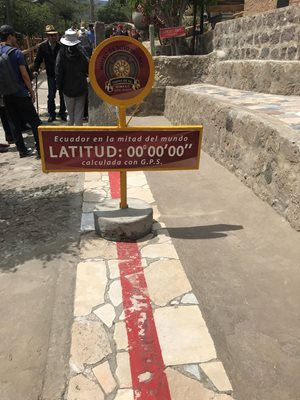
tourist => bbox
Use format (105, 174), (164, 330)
(0, 25), (40, 157)
(131, 29), (141, 41)
(78, 26), (92, 57)
(56, 29), (89, 126)
(34, 25), (67, 122)
(87, 23), (95, 49)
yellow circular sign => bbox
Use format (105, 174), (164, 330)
(89, 36), (155, 107)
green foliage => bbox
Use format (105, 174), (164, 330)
(13, 1), (51, 36)
(0, 0), (81, 36)
(97, 0), (130, 24)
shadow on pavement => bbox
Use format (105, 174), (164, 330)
(0, 183), (82, 272)
(165, 224), (244, 239)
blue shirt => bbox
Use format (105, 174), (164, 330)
(87, 30), (95, 47)
(1, 45), (28, 97)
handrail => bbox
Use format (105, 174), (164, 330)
(23, 41), (46, 55)
(22, 38), (47, 69)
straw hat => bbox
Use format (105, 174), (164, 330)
(60, 29), (81, 46)
(45, 25), (58, 35)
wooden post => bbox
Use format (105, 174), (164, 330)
(118, 106), (128, 209)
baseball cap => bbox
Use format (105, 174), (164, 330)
(0, 25), (21, 39)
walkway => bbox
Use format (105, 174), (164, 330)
(1, 74), (300, 400)
(181, 83), (300, 132)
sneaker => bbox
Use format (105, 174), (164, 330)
(48, 115), (56, 122)
(19, 148), (33, 158)
(59, 114), (67, 121)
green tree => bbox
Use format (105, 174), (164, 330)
(0, 0), (82, 35)
(97, 0), (130, 24)
(14, 1), (51, 35)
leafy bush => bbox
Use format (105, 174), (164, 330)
(97, 2), (129, 24)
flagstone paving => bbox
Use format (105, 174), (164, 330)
(66, 171), (236, 400)
(181, 84), (300, 132)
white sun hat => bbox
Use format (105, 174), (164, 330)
(60, 29), (81, 46)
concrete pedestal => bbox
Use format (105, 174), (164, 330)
(94, 198), (153, 242)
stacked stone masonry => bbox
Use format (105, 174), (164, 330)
(213, 5), (300, 61)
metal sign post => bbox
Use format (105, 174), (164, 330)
(119, 106), (127, 209)
(89, 36), (155, 210)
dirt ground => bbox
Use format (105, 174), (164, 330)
(0, 82), (83, 400)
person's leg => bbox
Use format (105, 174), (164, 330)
(58, 87), (67, 119)
(0, 106), (14, 143)
(3, 95), (29, 155)
(73, 95), (86, 126)
(18, 97), (41, 152)
(64, 95), (75, 126)
(83, 94), (88, 120)
(47, 76), (56, 120)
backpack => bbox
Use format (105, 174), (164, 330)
(0, 46), (19, 95)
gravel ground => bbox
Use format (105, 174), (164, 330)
(0, 75), (84, 400)
(0, 136), (82, 271)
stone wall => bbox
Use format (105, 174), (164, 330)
(213, 5), (300, 61)
(205, 60), (300, 95)
(127, 87), (166, 116)
(195, 30), (214, 55)
(153, 53), (217, 87)
(164, 86), (300, 231)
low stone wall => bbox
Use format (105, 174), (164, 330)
(152, 53), (300, 96)
(195, 30), (214, 55)
(213, 5), (300, 61)
(164, 86), (300, 231)
(88, 87), (118, 126)
(153, 54), (217, 87)
(205, 60), (300, 95)
(127, 87), (166, 116)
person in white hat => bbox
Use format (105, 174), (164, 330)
(34, 25), (67, 122)
(55, 29), (89, 126)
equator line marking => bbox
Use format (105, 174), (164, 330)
(108, 172), (171, 399)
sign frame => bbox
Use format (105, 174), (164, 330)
(89, 36), (155, 107)
(159, 26), (186, 40)
(38, 125), (203, 174)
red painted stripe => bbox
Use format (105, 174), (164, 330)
(108, 171), (120, 198)
(109, 172), (171, 400)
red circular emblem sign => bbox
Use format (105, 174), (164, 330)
(89, 36), (155, 106)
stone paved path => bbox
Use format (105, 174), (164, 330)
(1, 74), (299, 400)
(68, 169), (235, 400)
(182, 83), (300, 132)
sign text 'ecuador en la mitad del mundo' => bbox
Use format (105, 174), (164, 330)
(38, 35), (203, 193)
(39, 126), (202, 173)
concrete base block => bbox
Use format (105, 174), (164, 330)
(94, 198), (153, 242)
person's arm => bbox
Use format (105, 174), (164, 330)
(55, 50), (63, 91)
(33, 45), (43, 73)
(19, 65), (35, 102)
